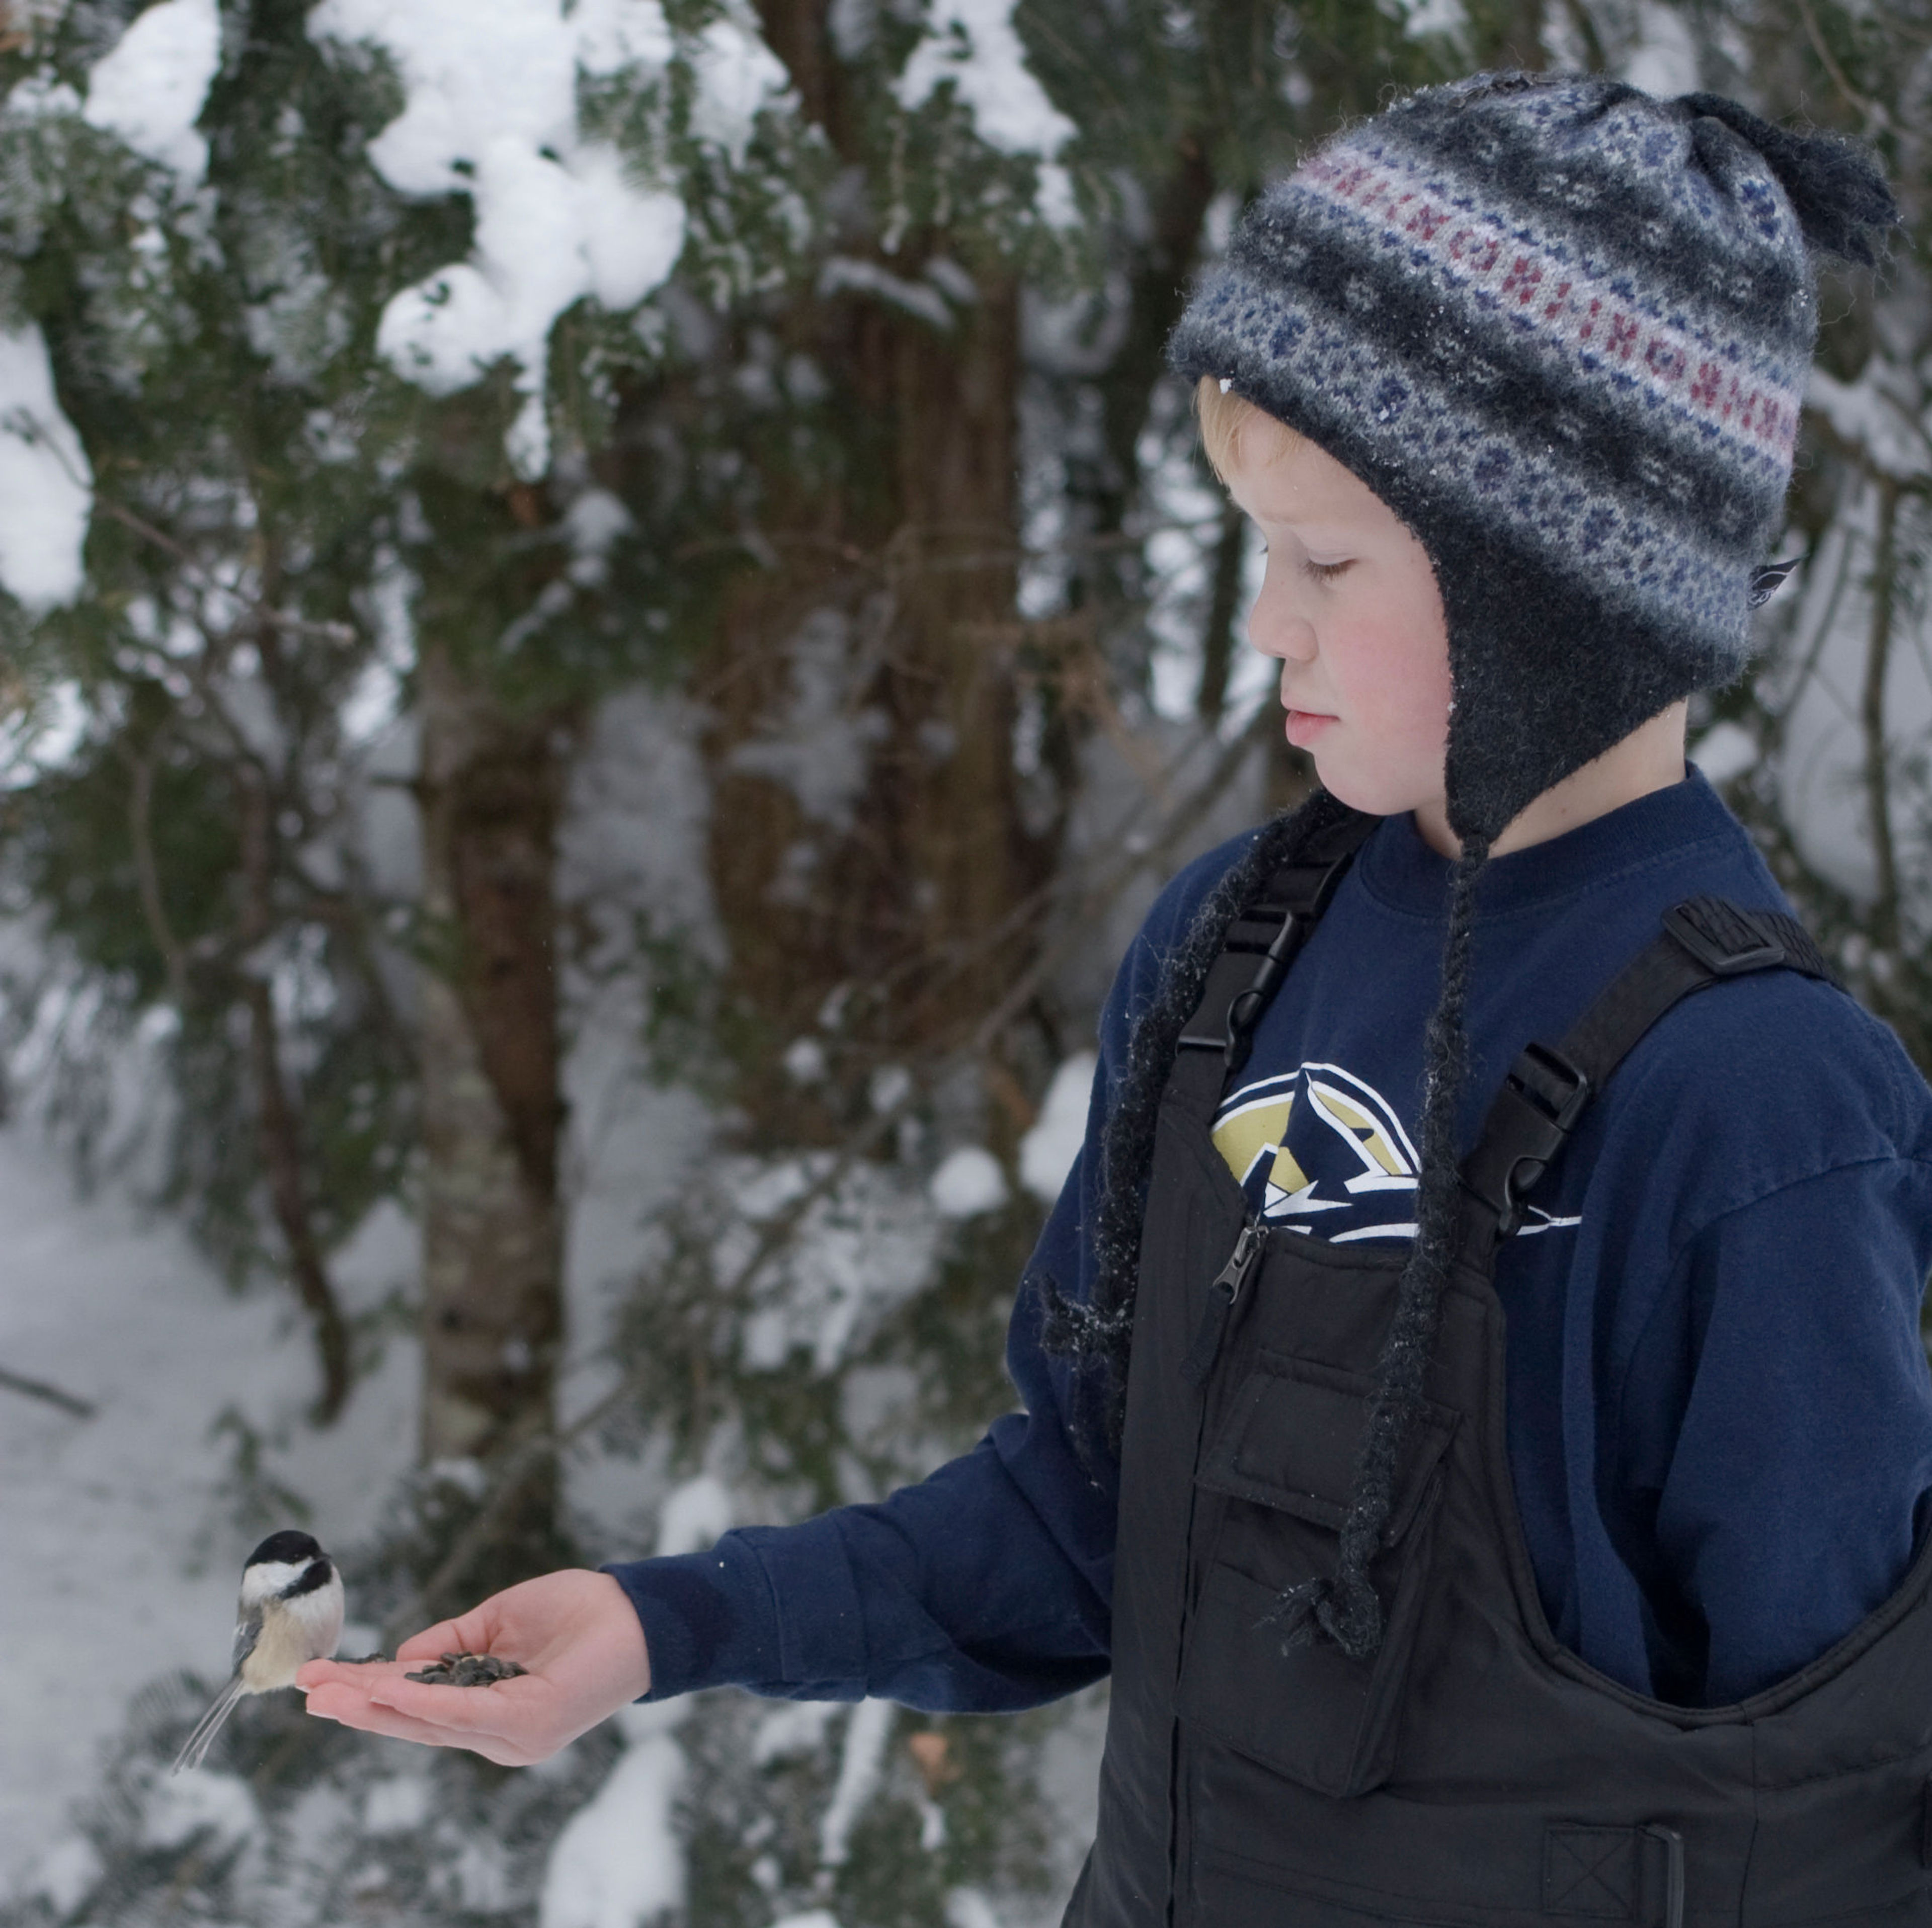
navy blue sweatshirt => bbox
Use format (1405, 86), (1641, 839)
(609, 772), (1932, 1710)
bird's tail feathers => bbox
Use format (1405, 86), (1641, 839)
(171, 1674), (248, 1775)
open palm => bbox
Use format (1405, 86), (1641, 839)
(297, 1569), (651, 1767)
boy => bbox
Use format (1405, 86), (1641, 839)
(305, 74), (1932, 1922)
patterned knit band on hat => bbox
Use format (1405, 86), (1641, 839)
(1114, 72), (1904, 1663)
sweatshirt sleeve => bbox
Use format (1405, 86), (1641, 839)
(604, 836), (1252, 1709)
(603, 1152), (1117, 1710)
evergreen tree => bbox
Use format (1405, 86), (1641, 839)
(5, 1), (1930, 1924)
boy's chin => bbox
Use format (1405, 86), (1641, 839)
(1305, 755), (1436, 824)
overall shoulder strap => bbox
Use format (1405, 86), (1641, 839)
(1461, 896), (1840, 1255)
(1169, 807), (1380, 1115)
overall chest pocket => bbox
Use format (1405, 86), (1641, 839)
(1175, 1351), (1457, 1798)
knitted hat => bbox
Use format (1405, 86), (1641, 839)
(1112, 75), (1903, 1664)
(1168, 70), (1898, 843)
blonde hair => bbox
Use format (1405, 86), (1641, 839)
(1194, 375), (1304, 482)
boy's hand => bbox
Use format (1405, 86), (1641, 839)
(296, 1568), (651, 1766)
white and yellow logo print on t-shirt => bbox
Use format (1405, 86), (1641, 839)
(1211, 1062), (1580, 1243)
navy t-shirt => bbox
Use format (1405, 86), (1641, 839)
(610, 771), (1932, 1710)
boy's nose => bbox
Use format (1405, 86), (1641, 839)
(1248, 608), (1318, 664)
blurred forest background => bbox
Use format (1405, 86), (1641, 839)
(0, 0), (1925, 1922)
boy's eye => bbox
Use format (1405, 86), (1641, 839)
(1300, 557), (1353, 584)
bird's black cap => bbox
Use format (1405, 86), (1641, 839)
(247, 1529), (325, 1568)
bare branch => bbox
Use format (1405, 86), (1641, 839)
(0, 1363), (95, 1418)
(1862, 476), (1903, 952)
(1792, 0), (1891, 131)
(126, 747), (191, 1011)
(237, 766), (354, 1424)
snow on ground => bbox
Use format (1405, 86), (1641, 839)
(0, 681), (1105, 1912)
(0, 1137), (418, 1893)
(0, 688), (720, 1895)
(0, 1060), (711, 1900)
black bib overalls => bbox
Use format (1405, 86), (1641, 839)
(1065, 812), (1932, 1928)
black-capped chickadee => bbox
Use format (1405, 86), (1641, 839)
(172, 1529), (344, 1774)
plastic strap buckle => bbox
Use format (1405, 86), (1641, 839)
(1474, 1041), (1592, 1239)
(1662, 898), (1786, 976)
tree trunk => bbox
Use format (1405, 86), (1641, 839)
(415, 644), (566, 1500)
(699, 270), (1053, 1125)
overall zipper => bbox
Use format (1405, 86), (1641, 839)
(1166, 1214), (1269, 1924)
(1180, 1216), (1266, 1389)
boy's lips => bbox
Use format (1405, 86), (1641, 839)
(1284, 706), (1337, 746)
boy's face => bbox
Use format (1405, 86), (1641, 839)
(1222, 426), (1453, 823)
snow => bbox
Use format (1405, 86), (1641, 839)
(1019, 1053), (1094, 1204)
(0, 325), (93, 611)
(0, 678), (88, 789)
(338, 556), (416, 745)
(82, 0), (221, 185)
(819, 256), (955, 330)
(930, 1146), (1008, 1218)
(139, 1770), (259, 1850)
(724, 1154), (941, 1374)
(784, 1036), (829, 1083)
(684, 18), (791, 164)
(538, 1703), (687, 1928)
(895, 0), (1074, 159)
(1763, 487), (1932, 908)
(725, 607), (891, 834)
(1688, 720), (1758, 785)
(564, 487), (636, 586)
(22, 1835), (101, 1916)
(1808, 365), (1930, 486)
(536, 1475), (728, 1928)
(752, 1699), (838, 1766)
(310, 0), (690, 477)
(1622, 0), (1702, 96)
(655, 1472), (733, 1557)
(0, 1132), (420, 1890)
(818, 1699), (894, 1869)
(1401, 0), (1467, 38)
(361, 1774), (431, 1835)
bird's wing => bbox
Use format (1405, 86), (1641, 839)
(229, 1608), (262, 1675)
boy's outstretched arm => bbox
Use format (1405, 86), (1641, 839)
(295, 848), (1224, 1759)
(297, 1569), (650, 1764)
(291, 1139), (1118, 1755)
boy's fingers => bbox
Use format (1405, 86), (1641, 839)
(306, 1687), (521, 1761)
(298, 1658), (413, 1692)
(365, 1673), (537, 1738)
(303, 1683), (441, 1737)
(394, 1617), (472, 1664)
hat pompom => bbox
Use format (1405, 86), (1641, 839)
(1677, 92), (1900, 267)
